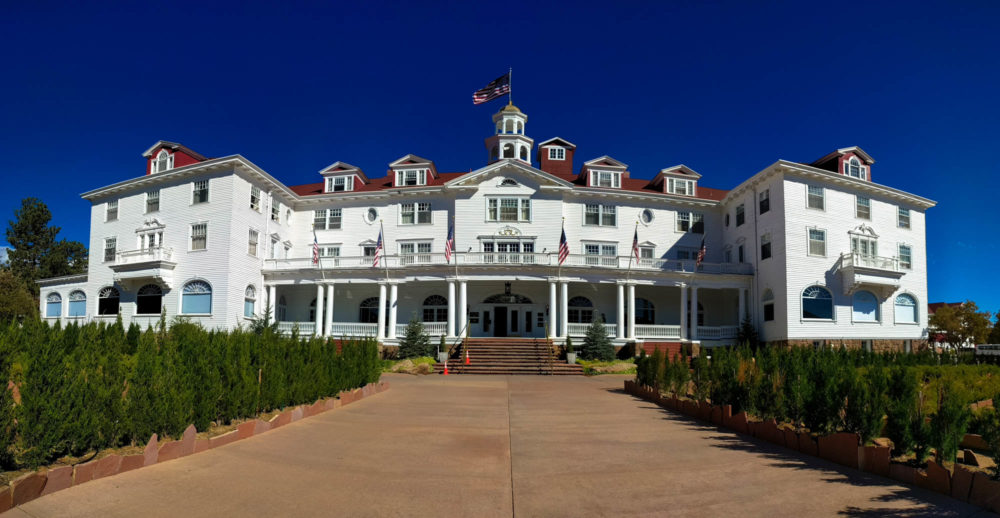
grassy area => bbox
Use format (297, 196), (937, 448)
(576, 358), (636, 376)
(381, 356), (437, 373)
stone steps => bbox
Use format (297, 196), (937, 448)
(435, 338), (582, 375)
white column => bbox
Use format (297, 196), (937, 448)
(548, 280), (557, 338)
(616, 282), (625, 340)
(446, 279), (456, 338)
(737, 286), (746, 325)
(680, 284), (688, 341)
(268, 285), (277, 319)
(377, 282), (387, 340)
(314, 284), (324, 337)
(458, 280), (468, 336)
(325, 283), (334, 337)
(560, 280), (569, 339)
(388, 282), (399, 339)
(690, 285), (699, 341)
(627, 282), (636, 339)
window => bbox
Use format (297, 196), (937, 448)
(104, 237), (117, 262)
(736, 204), (745, 226)
(422, 295), (448, 322)
(153, 149), (173, 173)
(807, 186), (824, 210)
(193, 180), (209, 204)
(270, 195), (280, 222)
(136, 284), (163, 315)
(856, 196), (871, 220)
(45, 293), (61, 318)
(802, 285), (833, 320)
(852, 290), (879, 322)
(567, 296), (594, 324)
(759, 189), (770, 214)
(634, 298), (655, 325)
(180, 280), (212, 314)
(584, 204), (616, 226)
(250, 186), (261, 211)
(548, 147), (565, 160)
(762, 289), (775, 322)
(146, 190), (160, 213)
(761, 234), (772, 260)
(738, 245), (744, 263)
(584, 243), (617, 266)
(244, 286), (256, 318)
(590, 171), (621, 188)
(676, 212), (689, 232)
(808, 229), (826, 257)
(898, 207), (911, 229)
(895, 294), (916, 324)
(98, 287), (120, 316)
(401, 202), (432, 225)
(640, 209), (654, 224)
(320, 246), (340, 258)
(396, 169), (427, 187)
(846, 157), (867, 180)
(359, 297), (380, 323)
(667, 178), (695, 196)
(190, 223), (207, 250)
(248, 229), (259, 257)
(499, 178), (519, 187)
(898, 244), (912, 269)
(487, 197), (530, 222)
(314, 209), (327, 230)
(724, 248), (732, 263)
(676, 248), (698, 260)
(106, 200), (118, 221)
(400, 241), (432, 264)
(725, 213), (730, 227)
(325, 176), (354, 192)
(851, 236), (878, 258)
(675, 212), (704, 233)
(270, 238), (279, 259)
(640, 246), (655, 261)
(314, 209), (343, 230)
(60, 290), (82, 318)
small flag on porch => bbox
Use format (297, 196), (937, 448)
(445, 223), (455, 263)
(632, 228), (640, 261)
(312, 229), (320, 265)
(558, 226), (569, 265)
(472, 72), (511, 105)
(372, 230), (384, 268)
(695, 238), (706, 268)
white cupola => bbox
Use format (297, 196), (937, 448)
(484, 103), (534, 165)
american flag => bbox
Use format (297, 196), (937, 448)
(472, 72), (511, 105)
(312, 229), (319, 265)
(558, 227), (569, 265)
(695, 238), (707, 268)
(444, 223), (455, 263)
(372, 230), (384, 268)
(632, 228), (640, 261)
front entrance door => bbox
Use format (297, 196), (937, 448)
(494, 306), (508, 337)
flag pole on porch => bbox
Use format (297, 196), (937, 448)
(627, 221), (638, 281)
(379, 220), (390, 283)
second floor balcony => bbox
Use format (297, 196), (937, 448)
(264, 252), (753, 275)
(838, 252), (906, 293)
(109, 246), (177, 287)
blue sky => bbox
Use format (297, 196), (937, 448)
(0, 1), (997, 314)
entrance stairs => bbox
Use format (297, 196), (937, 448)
(435, 337), (584, 375)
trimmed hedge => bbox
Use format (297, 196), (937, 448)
(1, 318), (380, 469)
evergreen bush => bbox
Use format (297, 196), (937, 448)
(885, 366), (918, 454)
(930, 386), (971, 463)
(670, 355), (690, 398)
(398, 317), (432, 358)
(580, 319), (614, 361)
(844, 367), (888, 444)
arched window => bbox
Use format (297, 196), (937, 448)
(848, 157), (860, 178)
(491, 146), (499, 161)
(360, 297), (380, 323)
(762, 289), (775, 322)
(504, 119), (514, 133)
(98, 287), (120, 316)
(895, 294), (917, 324)
(181, 280), (212, 314)
(567, 296), (594, 324)
(277, 295), (287, 321)
(45, 292), (62, 318)
(519, 146), (528, 161)
(502, 143), (514, 158)
(423, 295), (448, 322)
(244, 285), (256, 318)
(68, 290), (87, 317)
(802, 285), (833, 320)
(635, 298), (655, 325)
(155, 149), (172, 173)
(137, 284), (163, 315)
(852, 290), (879, 322)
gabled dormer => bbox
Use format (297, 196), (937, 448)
(389, 154), (438, 187)
(536, 137), (576, 176)
(142, 141), (207, 175)
(580, 156), (629, 188)
(651, 165), (701, 197)
(810, 146), (875, 182)
(319, 161), (368, 193)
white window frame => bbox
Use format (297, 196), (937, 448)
(547, 147), (565, 160)
(399, 240), (433, 264)
(758, 189), (770, 214)
(270, 195), (280, 223)
(486, 196), (531, 222)
(845, 157), (868, 180)
(401, 202), (432, 225)
(145, 190), (160, 213)
(191, 179), (209, 205)
(807, 228), (826, 257)
(760, 233), (772, 260)
(325, 175), (355, 193)
(735, 204), (745, 226)
(675, 212), (704, 234)
(851, 235), (878, 258)
(105, 200), (118, 221)
(589, 170), (621, 188)
(856, 195), (871, 220)
(190, 222), (208, 251)
(153, 149), (173, 173)
(250, 186), (261, 211)
(806, 185), (825, 211)
(898, 243), (912, 270)
(103, 237), (117, 263)
(395, 169), (427, 187)
(248, 229), (259, 257)
(583, 204), (617, 227)
(667, 177), (696, 196)
(583, 242), (618, 266)
(897, 207), (911, 229)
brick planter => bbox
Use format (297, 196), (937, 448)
(817, 432), (860, 469)
(969, 472), (1000, 512)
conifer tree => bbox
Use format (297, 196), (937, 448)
(398, 316), (432, 358)
(581, 318), (614, 361)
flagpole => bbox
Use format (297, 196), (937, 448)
(557, 217), (564, 279)
(508, 67), (512, 105)
(452, 215), (459, 279)
(627, 221), (637, 281)
(314, 224), (327, 283)
(379, 220), (390, 283)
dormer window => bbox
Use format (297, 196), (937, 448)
(153, 149), (174, 173)
(396, 169), (428, 187)
(548, 147), (565, 160)
(667, 178), (696, 196)
(325, 176), (354, 193)
(845, 157), (868, 180)
(589, 171), (621, 188)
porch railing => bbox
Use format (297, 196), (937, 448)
(566, 323), (617, 337)
(329, 322), (377, 336)
(634, 325), (681, 339)
(696, 325), (740, 340)
(394, 322), (448, 336)
(277, 321), (316, 335)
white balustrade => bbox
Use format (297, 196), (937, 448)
(116, 247), (173, 265)
(696, 325), (740, 339)
(277, 321), (316, 335)
(566, 323), (618, 337)
(842, 252), (900, 272)
(393, 322), (448, 336)
(634, 325), (681, 339)
(328, 322), (378, 337)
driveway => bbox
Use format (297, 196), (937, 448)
(4, 375), (991, 517)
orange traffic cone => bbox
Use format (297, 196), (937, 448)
(443, 360), (449, 376)
(465, 348), (470, 365)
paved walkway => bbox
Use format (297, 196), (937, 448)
(4, 375), (993, 517)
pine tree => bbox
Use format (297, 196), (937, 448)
(5, 198), (88, 296)
(581, 318), (614, 361)
(398, 317), (432, 358)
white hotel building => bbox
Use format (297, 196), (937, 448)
(39, 104), (935, 351)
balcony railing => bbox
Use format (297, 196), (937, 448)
(841, 252), (901, 272)
(277, 321), (316, 335)
(266, 253), (753, 275)
(394, 322), (448, 336)
(566, 323), (618, 337)
(634, 325), (682, 339)
(116, 247), (174, 265)
(696, 325), (740, 340)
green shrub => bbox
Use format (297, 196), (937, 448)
(803, 349), (850, 435)
(670, 355), (690, 398)
(398, 317), (432, 359)
(930, 386), (971, 463)
(977, 394), (1000, 479)
(580, 319), (614, 361)
(690, 355), (710, 402)
(844, 367), (888, 444)
(885, 366), (918, 454)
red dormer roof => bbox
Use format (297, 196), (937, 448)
(142, 141), (208, 175)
